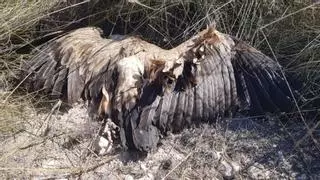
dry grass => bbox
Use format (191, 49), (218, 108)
(0, 0), (319, 179)
(0, 0), (58, 42)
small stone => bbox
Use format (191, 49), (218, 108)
(160, 159), (172, 170)
(230, 161), (241, 173)
(218, 160), (234, 179)
(93, 136), (112, 155)
(124, 175), (134, 180)
(199, 46), (205, 52)
(272, 144), (277, 148)
(138, 173), (154, 180)
(140, 162), (147, 171)
(193, 58), (198, 63)
(248, 163), (270, 179)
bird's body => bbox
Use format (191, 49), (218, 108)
(21, 26), (295, 152)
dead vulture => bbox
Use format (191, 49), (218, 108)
(21, 26), (295, 152)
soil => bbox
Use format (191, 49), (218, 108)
(0, 102), (319, 179)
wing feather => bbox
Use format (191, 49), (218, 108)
(232, 40), (295, 113)
(184, 87), (194, 126)
(201, 78), (210, 121)
(158, 93), (172, 132)
(52, 68), (68, 97)
(207, 77), (215, 121)
(167, 91), (179, 131)
(23, 27), (105, 102)
(22, 27), (145, 108)
(121, 28), (296, 151)
(172, 91), (186, 132)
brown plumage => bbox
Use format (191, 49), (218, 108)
(21, 26), (295, 152)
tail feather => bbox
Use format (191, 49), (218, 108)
(120, 83), (162, 151)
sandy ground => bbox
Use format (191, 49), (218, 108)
(0, 102), (319, 179)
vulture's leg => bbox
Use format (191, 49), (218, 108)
(93, 88), (117, 155)
(93, 118), (118, 156)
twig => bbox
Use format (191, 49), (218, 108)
(162, 123), (215, 179)
(76, 155), (118, 175)
(127, 0), (156, 10)
(0, 155), (118, 175)
(3, 71), (32, 104)
(161, 151), (193, 180)
(36, 100), (62, 136)
(295, 116), (320, 148)
(19, 133), (65, 150)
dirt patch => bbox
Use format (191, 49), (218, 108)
(0, 103), (319, 179)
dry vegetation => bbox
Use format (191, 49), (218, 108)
(0, 0), (320, 179)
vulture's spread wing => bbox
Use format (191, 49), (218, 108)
(120, 29), (295, 151)
(21, 26), (296, 153)
(22, 27), (148, 118)
(23, 27), (111, 102)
